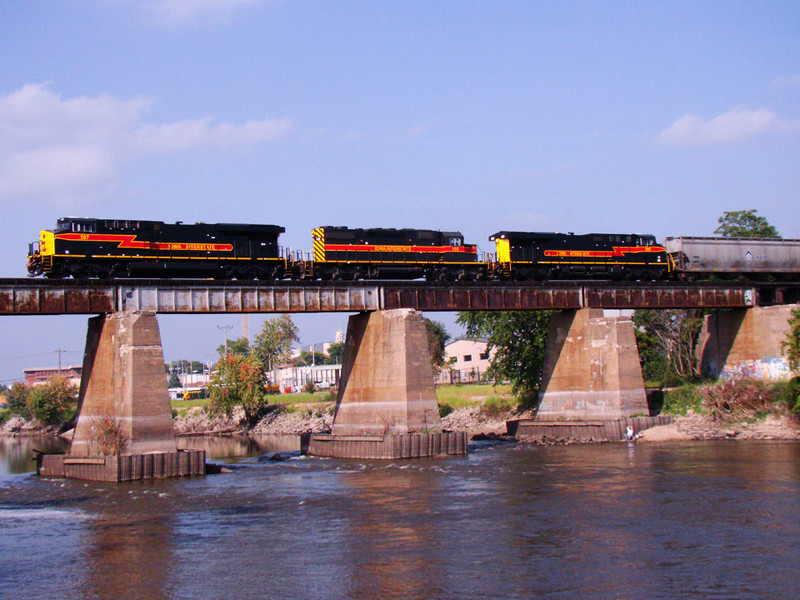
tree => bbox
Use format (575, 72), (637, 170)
(26, 375), (78, 425)
(216, 336), (250, 356)
(783, 306), (800, 374)
(714, 209), (780, 238)
(252, 315), (300, 371)
(167, 372), (181, 388)
(456, 311), (554, 405)
(294, 350), (327, 366)
(633, 309), (705, 382)
(325, 342), (345, 365)
(424, 318), (451, 372)
(5, 382), (31, 419)
(207, 353), (268, 425)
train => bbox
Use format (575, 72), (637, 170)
(26, 217), (800, 282)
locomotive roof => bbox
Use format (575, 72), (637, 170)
(54, 217), (284, 233)
(320, 226), (463, 237)
(489, 231), (657, 240)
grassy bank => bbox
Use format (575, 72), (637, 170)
(171, 383), (515, 417)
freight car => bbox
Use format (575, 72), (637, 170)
(305, 226), (486, 280)
(664, 236), (800, 280)
(489, 231), (670, 280)
(26, 217), (287, 279)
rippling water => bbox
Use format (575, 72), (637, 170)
(1, 437), (799, 599)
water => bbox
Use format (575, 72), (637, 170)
(1, 437), (799, 599)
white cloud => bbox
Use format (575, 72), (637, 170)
(770, 74), (800, 90)
(656, 106), (800, 147)
(0, 83), (293, 204)
(137, 0), (266, 27)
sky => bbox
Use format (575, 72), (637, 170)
(0, 0), (798, 382)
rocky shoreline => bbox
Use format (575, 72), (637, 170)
(2, 405), (798, 442)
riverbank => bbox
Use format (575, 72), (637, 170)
(3, 398), (799, 442)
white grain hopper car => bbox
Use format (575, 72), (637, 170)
(664, 236), (800, 278)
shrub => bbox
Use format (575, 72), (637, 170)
(207, 353), (268, 425)
(663, 384), (704, 415)
(438, 403), (453, 418)
(26, 376), (78, 425)
(5, 382), (31, 419)
(89, 417), (129, 455)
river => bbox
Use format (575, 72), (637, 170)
(1, 436), (799, 599)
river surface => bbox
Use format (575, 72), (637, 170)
(1, 436), (799, 600)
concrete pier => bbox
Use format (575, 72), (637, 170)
(537, 309), (649, 420)
(40, 311), (204, 481)
(309, 309), (467, 458)
(697, 305), (795, 380)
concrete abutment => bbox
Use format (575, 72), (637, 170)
(308, 309), (468, 458)
(38, 310), (204, 481)
(697, 304), (796, 380)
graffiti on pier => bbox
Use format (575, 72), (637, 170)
(721, 356), (791, 381)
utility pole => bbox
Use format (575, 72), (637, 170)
(217, 325), (233, 355)
(55, 348), (67, 375)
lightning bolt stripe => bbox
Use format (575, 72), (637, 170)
(55, 233), (233, 252)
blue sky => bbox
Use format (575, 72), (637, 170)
(1, 0), (798, 382)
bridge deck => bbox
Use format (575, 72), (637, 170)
(0, 278), (792, 314)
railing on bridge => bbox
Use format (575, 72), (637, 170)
(0, 278), (791, 315)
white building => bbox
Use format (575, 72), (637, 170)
(436, 339), (495, 385)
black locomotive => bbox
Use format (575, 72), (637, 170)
(489, 231), (669, 280)
(306, 226), (485, 280)
(27, 217), (286, 279)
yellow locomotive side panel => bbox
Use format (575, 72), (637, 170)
(40, 231), (55, 257)
(495, 238), (511, 264)
(312, 228), (326, 262)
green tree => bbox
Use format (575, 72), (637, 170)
(714, 209), (780, 238)
(216, 336), (250, 356)
(294, 350), (327, 366)
(456, 310), (554, 405)
(26, 376), (78, 425)
(207, 353), (268, 425)
(633, 309), (705, 382)
(5, 381), (31, 419)
(783, 306), (800, 374)
(325, 341), (345, 365)
(167, 372), (181, 388)
(252, 315), (300, 371)
(424, 318), (451, 371)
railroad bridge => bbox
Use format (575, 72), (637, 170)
(5, 278), (797, 479)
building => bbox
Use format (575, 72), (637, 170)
(436, 339), (495, 385)
(23, 365), (82, 387)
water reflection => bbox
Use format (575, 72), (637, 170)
(340, 462), (445, 600)
(0, 435), (68, 476)
(81, 502), (174, 599)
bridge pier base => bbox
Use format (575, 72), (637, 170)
(37, 310), (204, 481)
(308, 309), (467, 458)
(697, 305), (795, 380)
(536, 309), (650, 420)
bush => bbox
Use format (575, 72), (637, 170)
(0, 407), (9, 425)
(207, 353), (269, 425)
(773, 377), (800, 415)
(5, 382), (31, 419)
(438, 402), (453, 418)
(663, 384), (704, 415)
(26, 376), (78, 425)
